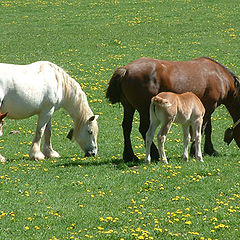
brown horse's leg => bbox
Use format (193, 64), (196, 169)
(204, 119), (219, 156)
(139, 112), (159, 161)
(122, 103), (138, 162)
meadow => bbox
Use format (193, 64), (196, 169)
(0, 0), (240, 239)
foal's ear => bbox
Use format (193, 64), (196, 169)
(67, 128), (74, 141)
(88, 115), (99, 122)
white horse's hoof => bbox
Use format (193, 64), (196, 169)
(43, 149), (60, 159)
(30, 151), (45, 161)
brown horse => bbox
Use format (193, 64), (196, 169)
(106, 57), (240, 162)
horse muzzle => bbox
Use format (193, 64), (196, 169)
(84, 149), (97, 157)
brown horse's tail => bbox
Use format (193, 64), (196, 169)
(106, 67), (127, 104)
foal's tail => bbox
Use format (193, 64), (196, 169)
(106, 67), (127, 104)
(152, 96), (172, 108)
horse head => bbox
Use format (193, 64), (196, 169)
(67, 115), (99, 157)
(233, 122), (240, 148)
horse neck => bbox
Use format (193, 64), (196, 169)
(63, 77), (93, 126)
(224, 94), (240, 123)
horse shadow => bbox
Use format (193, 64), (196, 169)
(52, 156), (147, 170)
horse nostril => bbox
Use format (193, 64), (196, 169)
(85, 151), (96, 157)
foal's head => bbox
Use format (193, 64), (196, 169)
(0, 112), (8, 137)
(67, 115), (99, 157)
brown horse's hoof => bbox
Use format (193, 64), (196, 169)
(150, 153), (159, 161)
(204, 149), (219, 157)
(123, 153), (139, 162)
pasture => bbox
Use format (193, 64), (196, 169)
(0, 0), (239, 239)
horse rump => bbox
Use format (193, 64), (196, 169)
(106, 67), (127, 104)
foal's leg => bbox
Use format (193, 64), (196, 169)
(182, 125), (190, 162)
(145, 120), (159, 164)
(43, 119), (60, 158)
(139, 112), (159, 161)
(193, 119), (204, 162)
(30, 109), (53, 160)
(157, 120), (173, 164)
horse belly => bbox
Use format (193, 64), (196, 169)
(174, 111), (191, 125)
(1, 93), (44, 119)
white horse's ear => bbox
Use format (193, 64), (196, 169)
(88, 115), (99, 122)
(67, 128), (74, 141)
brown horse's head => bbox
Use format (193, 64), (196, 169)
(233, 123), (240, 148)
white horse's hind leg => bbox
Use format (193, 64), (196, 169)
(43, 120), (60, 158)
(30, 110), (53, 160)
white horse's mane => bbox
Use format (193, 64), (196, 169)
(49, 62), (93, 134)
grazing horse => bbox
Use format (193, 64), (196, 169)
(0, 112), (8, 162)
(106, 57), (240, 162)
(0, 61), (99, 161)
(145, 92), (205, 164)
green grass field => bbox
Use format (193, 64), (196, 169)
(0, 0), (240, 239)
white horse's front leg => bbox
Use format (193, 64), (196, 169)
(30, 128), (46, 160)
(30, 110), (53, 160)
(43, 120), (60, 158)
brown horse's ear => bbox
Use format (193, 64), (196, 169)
(67, 128), (74, 141)
(0, 112), (8, 121)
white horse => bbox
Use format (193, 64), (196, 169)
(0, 61), (99, 161)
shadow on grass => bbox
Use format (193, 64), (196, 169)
(52, 156), (147, 170)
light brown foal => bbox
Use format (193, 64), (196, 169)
(145, 92), (205, 164)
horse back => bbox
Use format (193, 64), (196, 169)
(119, 57), (234, 111)
(0, 62), (61, 119)
(153, 92), (205, 124)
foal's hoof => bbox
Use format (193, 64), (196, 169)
(0, 155), (6, 163)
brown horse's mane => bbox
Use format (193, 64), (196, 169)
(201, 57), (240, 91)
